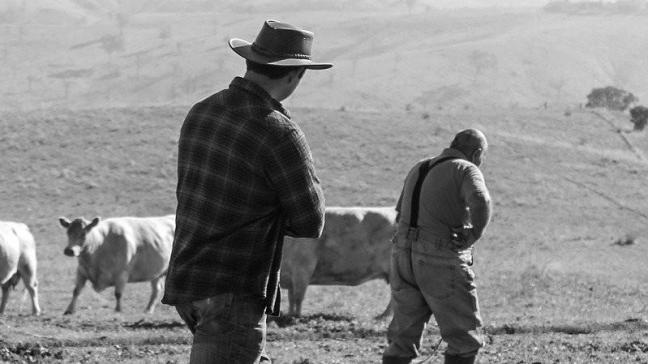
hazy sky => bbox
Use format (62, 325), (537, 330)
(2, 0), (624, 15)
(426, 0), (620, 8)
(426, 0), (549, 7)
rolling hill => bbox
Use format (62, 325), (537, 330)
(1, 2), (648, 112)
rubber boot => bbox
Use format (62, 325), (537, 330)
(382, 355), (412, 364)
(444, 354), (476, 364)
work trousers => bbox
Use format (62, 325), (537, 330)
(383, 234), (483, 360)
(175, 293), (271, 364)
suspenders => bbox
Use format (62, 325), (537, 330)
(406, 156), (458, 240)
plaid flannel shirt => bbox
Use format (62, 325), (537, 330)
(162, 77), (325, 314)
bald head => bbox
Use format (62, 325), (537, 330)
(450, 128), (488, 166)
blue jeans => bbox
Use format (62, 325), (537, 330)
(383, 234), (483, 360)
(175, 293), (271, 364)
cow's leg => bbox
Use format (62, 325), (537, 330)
(0, 283), (9, 315)
(291, 272), (313, 317)
(283, 271), (311, 317)
(375, 297), (393, 320)
(64, 271), (87, 315)
(114, 272), (129, 313)
(20, 266), (41, 316)
(375, 276), (393, 320)
(294, 288), (306, 317)
(286, 287), (296, 316)
(145, 275), (164, 314)
(288, 254), (319, 317)
(1, 273), (21, 314)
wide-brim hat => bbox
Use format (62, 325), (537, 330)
(229, 20), (332, 70)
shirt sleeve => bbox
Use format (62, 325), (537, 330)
(265, 127), (325, 238)
(459, 164), (492, 237)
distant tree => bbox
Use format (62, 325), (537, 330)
(544, 0), (647, 14)
(614, 0), (646, 13)
(99, 34), (125, 58)
(629, 105), (648, 131)
(159, 25), (172, 40)
(404, 0), (417, 12)
(585, 86), (637, 111)
(544, 0), (579, 13)
(116, 13), (129, 36)
(26, 75), (37, 92)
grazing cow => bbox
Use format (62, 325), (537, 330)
(0, 221), (41, 315)
(58, 215), (175, 315)
(280, 206), (397, 318)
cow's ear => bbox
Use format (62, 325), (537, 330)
(59, 217), (71, 228)
(86, 217), (101, 230)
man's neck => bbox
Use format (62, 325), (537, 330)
(243, 73), (283, 101)
(449, 147), (469, 161)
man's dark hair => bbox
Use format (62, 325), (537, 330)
(246, 60), (304, 79)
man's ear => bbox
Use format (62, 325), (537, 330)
(471, 148), (483, 164)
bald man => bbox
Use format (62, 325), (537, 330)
(382, 129), (492, 364)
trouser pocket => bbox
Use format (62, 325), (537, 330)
(414, 257), (457, 300)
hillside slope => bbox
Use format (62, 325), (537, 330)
(1, 105), (648, 362)
(1, 105), (646, 300)
(1, 5), (647, 111)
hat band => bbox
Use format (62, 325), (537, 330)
(251, 42), (311, 60)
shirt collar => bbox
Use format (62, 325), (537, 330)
(229, 77), (291, 118)
(440, 147), (469, 160)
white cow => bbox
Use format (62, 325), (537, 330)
(280, 206), (397, 318)
(0, 221), (41, 315)
(58, 215), (175, 315)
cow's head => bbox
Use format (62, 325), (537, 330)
(58, 216), (101, 257)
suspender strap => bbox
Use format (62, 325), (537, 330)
(407, 156), (458, 240)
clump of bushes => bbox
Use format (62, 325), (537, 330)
(614, 233), (637, 246)
(629, 105), (648, 131)
(545, 0), (648, 14)
(585, 86), (637, 111)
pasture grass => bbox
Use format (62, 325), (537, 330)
(1, 105), (648, 362)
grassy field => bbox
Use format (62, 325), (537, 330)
(3, 2), (648, 362)
(0, 104), (648, 363)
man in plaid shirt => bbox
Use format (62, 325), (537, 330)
(162, 20), (332, 363)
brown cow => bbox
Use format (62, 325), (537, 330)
(280, 206), (396, 318)
(0, 221), (41, 315)
(58, 215), (174, 315)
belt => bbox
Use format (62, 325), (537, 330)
(397, 228), (474, 262)
(398, 226), (454, 243)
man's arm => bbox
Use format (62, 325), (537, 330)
(458, 166), (492, 246)
(266, 128), (325, 238)
(464, 190), (491, 243)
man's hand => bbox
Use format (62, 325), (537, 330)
(451, 226), (477, 250)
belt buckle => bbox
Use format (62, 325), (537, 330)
(406, 227), (419, 241)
